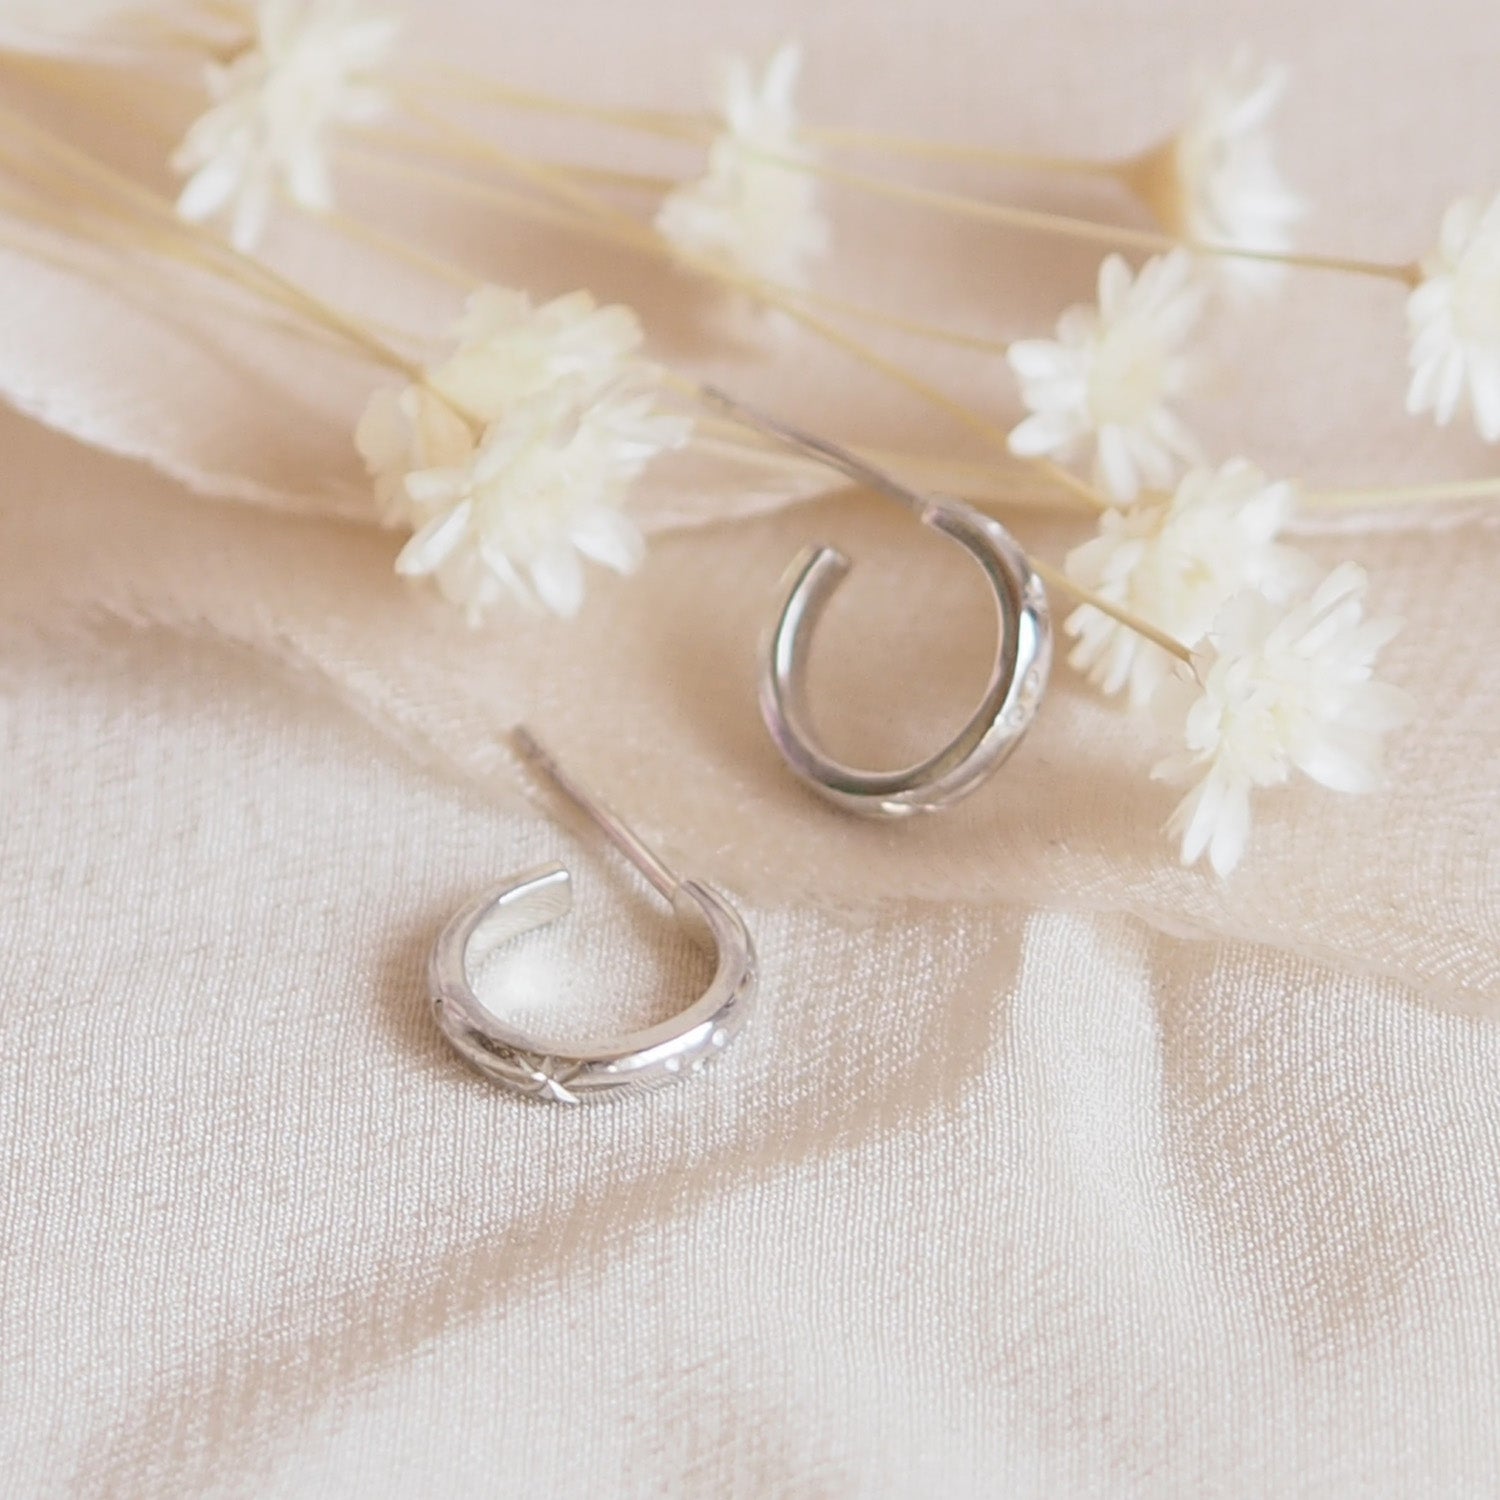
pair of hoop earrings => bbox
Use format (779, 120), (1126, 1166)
(427, 393), (1053, 1103)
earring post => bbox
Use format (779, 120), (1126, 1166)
(510, 726), (681, 901)
(699, 383), (927, 517)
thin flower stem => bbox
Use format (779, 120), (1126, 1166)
(397, 66), (709, 143)
(0, 187), (168, 291)
(351, 128), (1013, 357)
(340, 136), (600, 235)
(313, 200), (477, 293)
(751, 145), (1420, 286)
(0, 104), (426, 383)
(125, 12), (234, 55)
(398, 66), (1101, 188)
(188, 0), (250, 23)
(695, 429), (1002, 497)
(110, 0), (245, 60)
(390, 88), (648, 231)
(546, 161), (679, 195)
(691, 419), (1088, 511)
(691, 270), (1009, 435)
(0, 172), (411, 368)
(397, 63), (1116, 186)
(1032, 459), (1110, 507)
(5, 55), (573, 369)
(0, 134), (217, 266)
(782, 284), (1013, 355)
(394, 63), (1414, 285)
(1030, 559), (1194, 664)
(690, 431), (1096, 524)
(710, 275), (1029, 462)
(370, 149), (665, 204)
(0, 38), (204, 103)
(803, 125), (1124, 179)
(0, 128), (423, 359)
(1302, 476), (1500, 507)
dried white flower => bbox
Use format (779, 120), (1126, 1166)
(1131, 50), (1304, 296)
(357, 288), (691, 623)
(433, 287), (650, 415)
(355, 384), (474, 525)
(1066, 459), (1312, 708)
(172, 0), (398, 251)
(654, 40), (829, 288)
(1007, 250), (1205, 502)
(1406, 192), (1500, 441)
(1152, 563), (1412, 877)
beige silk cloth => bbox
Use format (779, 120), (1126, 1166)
(2, 0), (1500, 1494)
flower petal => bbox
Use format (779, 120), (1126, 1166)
(1207, 778), (1252, 877)
(529, 544), (586, 618)
(570, 508), (646, 574)
(1094, 424), (1141, 502)
(396, 500), (474, 577)
(1007, 410), (1079, 458)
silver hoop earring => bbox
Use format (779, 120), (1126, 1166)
(427, 729), (757, 1103)
(706, 388), (1052, 819)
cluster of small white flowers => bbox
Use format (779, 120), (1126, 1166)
(356, 288), (692, 622)
(1406, 191), (1500, 441)
(654, 40), (829, 289)
(1132, 49), (1304, 297)
(173, 0), (398, 250)
(1152, 565), (1412, 878)
(1008, 234), (1414, 874)
(1064, 459), (1311, 709)
(165, 16), (1421, 876)
(1129, 58), (1500, 451)
(1007, 250), (1205, 503)
(991, 52), (1417, 875)
(1046, 397), (1414, 874)
(1003, 54), (1307, 510)
(1058, 446), (1412, 873)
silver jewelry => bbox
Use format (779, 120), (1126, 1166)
(427, 728), (757, 1103)
(705, 388), (1052, 818)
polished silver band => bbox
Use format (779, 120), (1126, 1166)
(429, 864), (756, 1103)
(700, 385), (1052, 819)
(760, 496), (1050, 817)
(427, 730), (758, 1104)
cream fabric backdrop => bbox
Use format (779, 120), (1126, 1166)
(2, 0), (1499, 1495)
